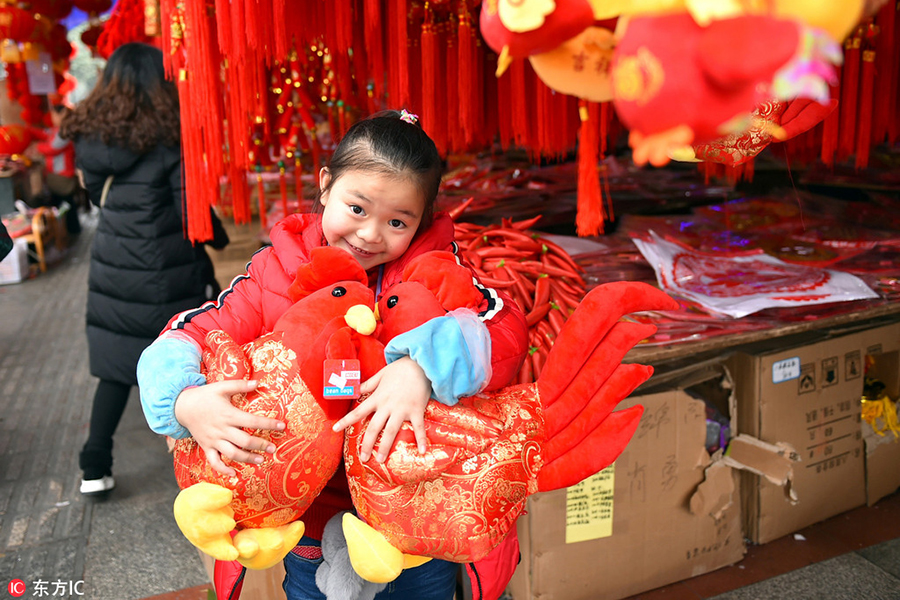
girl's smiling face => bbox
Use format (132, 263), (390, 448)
(319, 168), (425, 271)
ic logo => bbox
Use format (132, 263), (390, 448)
(8, 579), (26, 597)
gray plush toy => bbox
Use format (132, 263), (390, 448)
(315, 511), (388, 600)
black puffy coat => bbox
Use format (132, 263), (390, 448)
(75, 138), (227, 385)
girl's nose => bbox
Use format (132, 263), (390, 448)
(358, 223), (382, 244)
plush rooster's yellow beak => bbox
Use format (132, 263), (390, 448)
(345, 304), (377, 336)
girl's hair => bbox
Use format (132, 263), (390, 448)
(60, 43), (180, 155)
(319, 109), (443, 231)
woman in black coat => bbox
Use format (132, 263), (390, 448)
(61, 43), (228, 496)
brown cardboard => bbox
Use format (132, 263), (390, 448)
(508, 387), (745, 600)
(860, 321), (900, 506)
(730, 328), (873, 544)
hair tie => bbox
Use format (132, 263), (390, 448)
(399, 109), (419, 125)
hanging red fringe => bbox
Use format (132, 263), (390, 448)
(872, 2), (895, 145)
(856, 47), (877, 170)
(257, 171), (267, 230)
(837, 29), (862, 162)
(279, 165), (288, 217)
(820, 81), (840, 167)
(294, 157), (304, 204)
(458, 1), (477, 147)
(364, 0), (385, 99)
(420, 13), (440, 152)
(576, 101), (604, 237)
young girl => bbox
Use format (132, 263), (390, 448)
(138, 110), (528, 599)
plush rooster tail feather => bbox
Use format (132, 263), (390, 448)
(537, 282), (678, 405)
(537, 404), (644, 492)
(541, 322), (656, 438)
(543, 363), (653, 463)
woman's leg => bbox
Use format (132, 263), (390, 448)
(79, 379), (131, 482)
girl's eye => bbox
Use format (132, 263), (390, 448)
(350, 205), (364, 215)
(386, 295), (399, 308)
(332, 286), (347, 297)
(389, 219), (406, 229)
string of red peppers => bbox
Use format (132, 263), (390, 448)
(450, 202), (587, 384)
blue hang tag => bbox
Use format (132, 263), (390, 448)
(323, 359), (361, 399)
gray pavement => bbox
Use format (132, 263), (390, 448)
(0, 211), (209, 600)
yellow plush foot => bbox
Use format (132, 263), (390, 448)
(233, 521), (306, 570)
(342, 513), (430, 583)
(173, 482), (238, 561)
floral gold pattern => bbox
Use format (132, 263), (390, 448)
(345, 383), (545, 562)
(173, 330), (343, 529)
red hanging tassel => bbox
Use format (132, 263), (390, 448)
(509, 60), (528, 148)
(458, 1), (476, 146)
(421, 9), (439, 148)
(279, 163), (288, 219)
(256, 170), (267, 231)
(365, 0), (385, 99)
(576, 101), (605, 237)
(837, 29), (862, 162)
(856, 46), (877, 170)
(393, 0), (411, 108)
(446, 21), (461, 153)
(872, 2), (895, 145)
(295, 157), (304, 205)
(820, 81), (840, 167)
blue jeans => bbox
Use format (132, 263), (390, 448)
(282, 536), (459, 600)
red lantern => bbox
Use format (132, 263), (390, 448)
(0, 5), (39, 42)
(80, 23), (103, 48)
(73, 0), (113, 16)
(29, 0), (75, 21)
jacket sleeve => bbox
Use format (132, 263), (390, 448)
(478, 287), (529, 391)
(447, 246), (529, 392)
(169, 155), (229, 250)
(384, 308), (492, 405)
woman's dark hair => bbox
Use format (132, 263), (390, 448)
(319, 109), (443, 231)
(60, 43), (180, 154)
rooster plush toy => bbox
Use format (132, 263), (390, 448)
(339, 253), (679, 584)
(610, 12), (842, 166)
(170, 247), (677, 600)
(170, 247), (385, 569)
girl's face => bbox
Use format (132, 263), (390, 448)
(319, 168), (425, 271)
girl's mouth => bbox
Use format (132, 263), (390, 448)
(347, 242), (374, 257)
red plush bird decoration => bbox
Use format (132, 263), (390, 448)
(341, 253), (679, 582)
(611, 12), (842, 166)
(170, 247), (385, 569)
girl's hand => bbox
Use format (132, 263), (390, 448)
(174, 379), (286, 476)
(332, 357), (431, 463)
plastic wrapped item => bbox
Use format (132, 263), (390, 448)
(633, 231), (880, 318)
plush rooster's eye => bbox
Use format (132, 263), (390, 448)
(332, 286), (347, 297)
(386, 295), (399, 308)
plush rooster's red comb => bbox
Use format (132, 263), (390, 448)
(288, 247), (369, 303)
(402, 251), (483, 313)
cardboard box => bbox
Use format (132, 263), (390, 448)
(0, 237), (28, 284)
(508, 378), (745, 600)
(860, 321), (900, 506)
(729, 328), (875, 544)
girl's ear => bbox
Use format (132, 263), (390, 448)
(318, 168), (331, 206)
